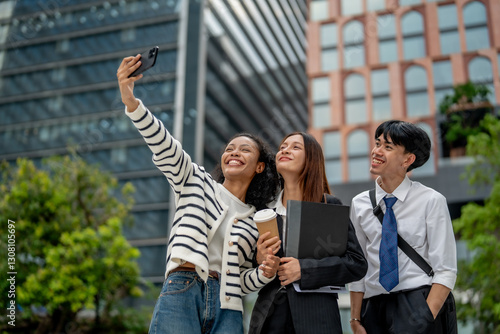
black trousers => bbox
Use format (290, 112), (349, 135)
(361, 286), (457, 334)
(261, 290), (296, 334)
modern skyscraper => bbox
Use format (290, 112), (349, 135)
(0, 0), (307, 288)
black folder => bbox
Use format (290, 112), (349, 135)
(285, 200), (350, 259)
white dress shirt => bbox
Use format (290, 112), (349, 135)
(349, 176), (457, 299)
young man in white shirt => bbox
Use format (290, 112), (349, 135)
(349, 120), (457, 334)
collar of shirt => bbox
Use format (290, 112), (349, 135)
(269, 190), (287, 217)
(375, 175), (412, 206)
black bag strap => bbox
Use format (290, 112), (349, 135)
(369, 189), (434, 277)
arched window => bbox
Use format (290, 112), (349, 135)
(411, 123), (435, 177)
(347, 130), (370, 181)
(433, 60), (454, 109)
(323, 131), (342, 184)
(468, 57), (495, 101)
(342, 0), (362, 16)
(312, 77), (331, 128)
(438, 4), (460, 55)
(377, 14), (397, 63)
(405, 65), (430, 117)
(401, 11), (426, 60)
(344, 73), (367, 124)
(371, 68), (392, 121)
(343, 20), (365, 69)
(320, 23), (338, 71)
(463, 1), (490, 51)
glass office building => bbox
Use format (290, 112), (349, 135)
(0, 0), (307, 288)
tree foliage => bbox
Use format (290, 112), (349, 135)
(0, 155), (147, 333)
(454, 114), (500, 333)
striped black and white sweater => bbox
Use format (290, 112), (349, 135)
(126, 100), (273, 311)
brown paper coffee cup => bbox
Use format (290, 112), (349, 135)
(254, 209), (279, 241)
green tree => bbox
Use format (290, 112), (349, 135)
(454, 114), (500, 333)
(0, 155), (146, 333)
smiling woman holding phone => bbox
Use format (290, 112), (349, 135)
(117, 54), (280, 334)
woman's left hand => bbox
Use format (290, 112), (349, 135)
(278, 257), (301, 286)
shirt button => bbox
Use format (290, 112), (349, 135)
(225, 296), (231, 301)
(226, 269), (230, 275)
(233, 218), (238, 224)
(228, 241), (233, 246)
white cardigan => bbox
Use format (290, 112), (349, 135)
(126, 100), (273, 311)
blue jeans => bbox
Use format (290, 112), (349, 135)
(148, 271), (243, 334)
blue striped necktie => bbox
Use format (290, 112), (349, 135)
(379, 196), (399, 292)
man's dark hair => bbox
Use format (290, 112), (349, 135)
(375, 120), (431, 172)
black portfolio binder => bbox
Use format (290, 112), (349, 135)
(285, 200), (350, 259)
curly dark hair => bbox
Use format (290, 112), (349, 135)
(211, 133), (279, 210)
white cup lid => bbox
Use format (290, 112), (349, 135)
(253, 209), (277, 223)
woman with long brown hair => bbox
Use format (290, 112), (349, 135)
(249, 132), (367, 334)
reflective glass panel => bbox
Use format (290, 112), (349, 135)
(403, 36), (426, 60)
(406, 66), (428, 90)
(310, 0), (329, 21)
(438, 5), (458, 29)
(345, 100), (367, 124)
(406, 92), (430, 117)
(402, 11), (424, 34)
(342, 0), (363, 16)
(399, 0), (421, 6)
(325, 160), (342, 184)
(322, 49), (339, 71)
(373, 97), (392, 121)
(368, 0), (385, 12)
(465, 27), (490, 51)
(348, 158), (370, 181)
(345, 74), (366, 98)
(323, 131), (341, 159)
(378, 14), (396, 39)
(379, 40), (398, 63)
(440, 31), (461, 55)
(321, 23), (337, 47)
(348, 130), (369, 155)
(433, 61), (453, 87)
(312, 77), (330, 102)
(463, 1), (488, 25)
(371, 69), (390, 95)
(313, 104), (332, 129)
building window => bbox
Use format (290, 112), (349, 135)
(344, 73), (367, 124)
(312, 77), (331, 128)
(405, 65), (430, 118)
(468, 57), (495, 101)
(463, 1), (490, 51)
(399, 0), (421, 5)
(347, 130), (370, 182)
(433, 60), (454, 109)
(342, 0), (362, 16)
(310, 0), (328, 21)
(377, 14), (398, 64)
(343, 20), (365, 69)
(411, 122), (435, 177)
(121, 27), (136, 42)
(321, 23), (338, 71)
(402, 11), (426, 60)
(371, 68), (391, 121)
(368, 0), (385, 12)
(438, 4), (460, 55)
(323, 131), (342, 184)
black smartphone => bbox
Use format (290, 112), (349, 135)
(128, 46), (159, 78)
